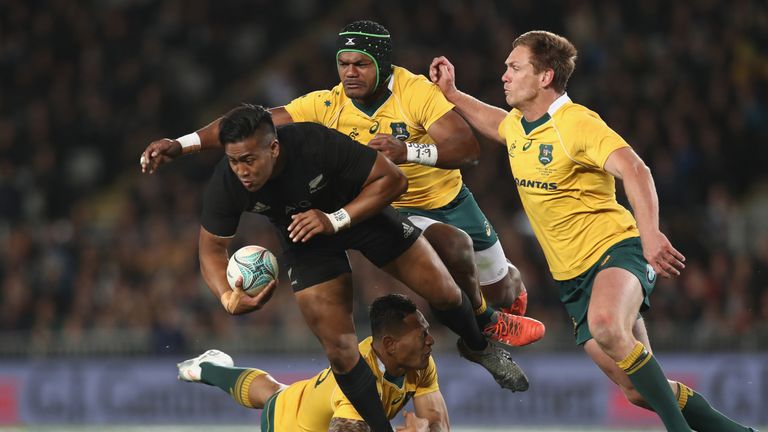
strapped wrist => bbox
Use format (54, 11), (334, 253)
(325, 208), (351, 233)
(176, 132), (201, 153)
(405, 142), (438, 166)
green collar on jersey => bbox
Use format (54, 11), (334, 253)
(350, 84), (392, 117)
(521, 112), (551, 135)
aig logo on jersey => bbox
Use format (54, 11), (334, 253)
(538, 144), (554, 165)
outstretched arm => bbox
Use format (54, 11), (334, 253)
(429, 56), (507, 146)
(140, 107), (294, 174)
(603, 147), (686, 278)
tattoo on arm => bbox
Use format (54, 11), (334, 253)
(328, 417), (372, 432)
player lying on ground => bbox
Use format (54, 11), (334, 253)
(140, 20), (543, 347)
(194, 104), (528, 432)
(430, 30), (757, 432)
(178, 294), (447, 432)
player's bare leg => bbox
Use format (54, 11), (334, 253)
(422, 223), (481, 307)
(588, 267), (690, 431)
(586, 317), (755, 431)
(294, 274), (393, 432)
(294, 275), (359, 374)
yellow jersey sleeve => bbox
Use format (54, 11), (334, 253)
(283, 90), (335, 124)
(330, 389), (365, 422)
(498, 111), (514, 141)
(570, 111), (630, 170)
(414, 357), (439, 397)
(400, 74), (455, 134)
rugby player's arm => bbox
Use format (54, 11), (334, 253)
(196, 107), (295, 151)
(198, 227), (275, 314)
(604, 147), (685, 277)
(198, 226), (233, 298)
(328, 417), (372, 432)
(429, 56), (507, 146)
(343, 152), (408, 225)
(413, 391), (450, 431)
(140, 107), (294, 173)
(424, 109), (480, 168)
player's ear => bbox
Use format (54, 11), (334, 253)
(540, 68), (555, 88)
(381, 334), (397, 355)
(270, 139), (280, 158)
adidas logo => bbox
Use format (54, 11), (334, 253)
(402, 223), (415, 238)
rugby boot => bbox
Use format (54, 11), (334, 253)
(457, 338), (529, 392)
(484, 311), (545, 347)
(177, 349), (234, 382)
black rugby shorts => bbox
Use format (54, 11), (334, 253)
(282, 206), (421, 291)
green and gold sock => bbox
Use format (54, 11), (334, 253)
(617, 342), (690, 432)
(474, 295), (495, 328)
(677, 382), (754, 431)
(200, 363), (264, 409)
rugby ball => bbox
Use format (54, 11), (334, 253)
(226, 245), (279, 296)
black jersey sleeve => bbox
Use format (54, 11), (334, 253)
(200, 159), (244, 237)
(320, 126), (378, 191)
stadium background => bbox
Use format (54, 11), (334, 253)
(1, 0), (766, 430)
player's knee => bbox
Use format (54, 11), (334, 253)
(588, 314), (626, 349)
(321, 336), (360, 373)
(428, 285), (463, 310)
(425, 225), (474, 274)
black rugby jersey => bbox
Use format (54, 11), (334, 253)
(201, 122), (377, 238)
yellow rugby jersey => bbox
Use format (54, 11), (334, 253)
(498, 94), (639, 280)
(269, 337), (439, 431)
(284, 66), (462, 209)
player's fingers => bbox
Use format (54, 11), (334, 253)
(292, 220), (319, 243)
(665, 253), (686, 271)
(287, 213), (307, 232)
(440, 64), (451, 77)
(288, 217), (311, 239)
(654, 262), (673, 279)
(668, 246), (686, 263)
(289, 219), (311, 241)
(662, 258), (683, 277)
(299, 225), (323, 243)
(234, 275), (244, 289)
(254, 280), (278, 305)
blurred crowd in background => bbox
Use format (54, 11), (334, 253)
(1, 0), (767, 356)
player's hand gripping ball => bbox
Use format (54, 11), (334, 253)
(226, 246), (279, 296)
